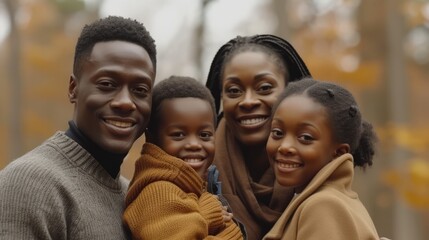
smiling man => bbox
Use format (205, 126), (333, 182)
(0, 16), (156, 240)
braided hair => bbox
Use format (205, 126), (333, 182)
(206, 34), (311, 115)
(73, 16), (157, 78)
(272, 78), (377, 168)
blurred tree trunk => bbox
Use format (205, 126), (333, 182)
(271, 0), (290, 39)
(357, 1), (393, 237)
(385, 1), (422, 239)
(195, 0), (211, 81)
(5, 0), (22, 161)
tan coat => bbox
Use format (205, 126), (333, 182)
(263, 153), (379, 240)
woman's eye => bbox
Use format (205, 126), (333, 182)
(225, 86), (242, 96)
(258, 83), (274, 93)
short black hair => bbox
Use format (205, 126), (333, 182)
(73, 16), (157, 78)
(147, 76), (216, 140)
(206, 34), (311, 115)
(273, 78), (377, 168)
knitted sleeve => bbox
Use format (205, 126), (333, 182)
(0, 162), (68, 239)
(124, 181), (244, 240)
(198, 191), (225, 234)
(124, 181), (209, 240)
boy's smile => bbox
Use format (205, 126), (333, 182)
(154, 97), (215, 178)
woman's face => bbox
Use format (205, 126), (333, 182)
(221, 50), (287, 146)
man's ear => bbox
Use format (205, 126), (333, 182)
(334, 143), (350, 158)
(68, 74), (78, 103)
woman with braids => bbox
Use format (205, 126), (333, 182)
(205, 34), (311, 239)
(264, 78), (379, 239)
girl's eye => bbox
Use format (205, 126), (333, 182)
(270, 128), (283, 139)
(298, 134), (314, 143)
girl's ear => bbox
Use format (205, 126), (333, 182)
(334, 143), (350, 158)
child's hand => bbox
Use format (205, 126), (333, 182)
(222, 206), (233, 223)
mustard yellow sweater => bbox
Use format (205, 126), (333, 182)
(124, 143), (243, 240)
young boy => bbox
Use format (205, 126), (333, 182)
(123, 76), (243, 239)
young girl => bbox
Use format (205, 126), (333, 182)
(123, 76), (243, 240)
(264, 78), (379, 239)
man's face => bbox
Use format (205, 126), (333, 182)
(69, 40), (155, 154)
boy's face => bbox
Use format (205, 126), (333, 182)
(69, 40), (155, 154)
(155, 97), (215, 179)
(266, 95), (343, 193)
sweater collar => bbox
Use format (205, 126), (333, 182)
(65, 121), (126, 178)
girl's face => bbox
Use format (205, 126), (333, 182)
(266, 95), (345, 193)
(155, 97), (215, 179)
(221, 51), (287, 147)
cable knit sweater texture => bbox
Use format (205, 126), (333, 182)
(0, 132), (130, 240)
(263, 153), (379, 240)
(124, 143), (243, 240)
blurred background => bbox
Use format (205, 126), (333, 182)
(0, 0), (428, 239)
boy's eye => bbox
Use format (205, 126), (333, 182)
(170, 132), (185, 140)
(200, 131), (214, 140)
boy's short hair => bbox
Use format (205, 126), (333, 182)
(147, 76), (216, 137)
(73, 15), (157, 78)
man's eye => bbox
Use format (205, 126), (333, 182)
(98, 80), (116, 89)
(132, 85), (149, 96)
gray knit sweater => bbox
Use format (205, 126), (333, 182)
(0, 132), (130, 239)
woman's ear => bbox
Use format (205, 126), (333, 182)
(334, 143), (350, 158)
(68, 74), (78, 103)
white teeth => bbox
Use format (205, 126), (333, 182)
(240, 118), (266, 125)
(184, 158), (203, 163)
(278, 163), (300, 168)
(105, 120), (133, 128)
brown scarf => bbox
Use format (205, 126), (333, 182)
(213, 119), (294, 240)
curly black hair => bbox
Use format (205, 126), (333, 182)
(73, 16), (157, 78)
(147, 76), (216, 141)
(205, 34), (311, 115)
(272, 78), (377, 168)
